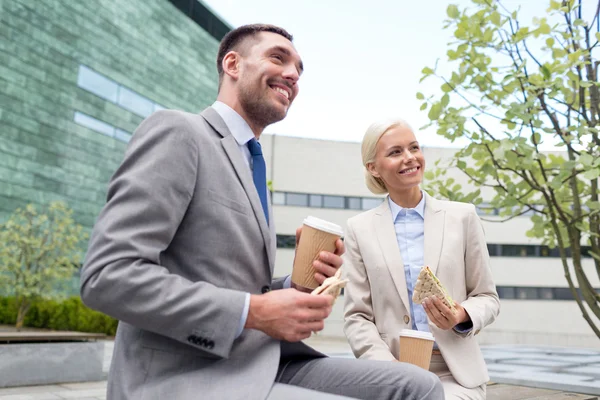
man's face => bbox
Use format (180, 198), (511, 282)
(236, 32), (303, 128)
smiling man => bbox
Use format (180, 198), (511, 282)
(80, 24), (443, 400)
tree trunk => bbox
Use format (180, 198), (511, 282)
(15, 300), (30, 332)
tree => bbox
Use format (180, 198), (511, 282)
(419, 0), (600, 337)
(0, 202), (87, 330)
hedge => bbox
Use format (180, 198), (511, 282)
(0, 296), (118, 336)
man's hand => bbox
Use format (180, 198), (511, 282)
(422, 296), (470, 330)
(294, 227), (345, 289)
(245, 289), (333, 342)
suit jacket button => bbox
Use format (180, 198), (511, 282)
(261, 285), (271, 294)
(403, 315), (410, 324)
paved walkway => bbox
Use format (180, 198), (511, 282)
(2, 338), (600, 399)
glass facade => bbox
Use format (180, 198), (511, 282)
(0, 0), (224, 231)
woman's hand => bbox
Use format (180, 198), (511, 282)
(422, 296), (470, 330)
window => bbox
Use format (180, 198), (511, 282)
(118, 87), (155, 118)
(516, 287), (538, 299)
(309, 194), (323, 207)
(347, 197), (362, 210)
(501, 245), (536, 257)
(115, 129), (132, 143)
(497, 287), (515, 299)
(77, 65), (167, 119)
(539, 288), (554, 300)
(74, 111), (132, 142)
(272, 192), (285, 205)
(77, 65), (118, 103)
(496, 286), (595, 301)
(323, 195), (344, 209)
(276, 234), (296, 249)
(74, 112), (115, 137)
(362, 197), (383, 210)
(287, 193), (308, 207)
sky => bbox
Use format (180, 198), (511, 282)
(201, 0), (596, 148)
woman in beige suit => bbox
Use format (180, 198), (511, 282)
(343, 119), (500, 399)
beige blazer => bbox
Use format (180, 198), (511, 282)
(343, 192), (500, 389)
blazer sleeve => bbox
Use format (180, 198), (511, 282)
(457, 205), (501, 338)
(343, 219), (396, 361)
(80, 111), (246, 359)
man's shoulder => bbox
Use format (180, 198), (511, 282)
(147, 109), (206, 127)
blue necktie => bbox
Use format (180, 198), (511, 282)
(247, 138), (269, 225)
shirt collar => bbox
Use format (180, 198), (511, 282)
(211, 101), (256, 146)
(388, 191), (426, 221)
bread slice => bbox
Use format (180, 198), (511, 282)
(311, 268), (348, 300)
(412, 266), (457, 314)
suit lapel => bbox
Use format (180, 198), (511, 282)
(423, 192), (445, 275)
(200, 108), (274, 271)
(374, 198), (411, 311)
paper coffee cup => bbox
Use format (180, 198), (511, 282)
(398, 329), (435, 370)
(291, 216), (344, 290)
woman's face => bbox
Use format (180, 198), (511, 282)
(367, 125), (425, 194)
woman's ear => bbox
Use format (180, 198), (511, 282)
(222, 51), (240, 80)
(367, 162), (380, 178)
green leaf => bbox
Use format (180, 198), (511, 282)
(546, 37), (555, 47)
(428, 103), (442, 120)
(422, 67), (435, 75)
(596, 32), (600, 42)
(580, 153), (594, 167)
(420, 102), (428, 111)
(583, 168), (600, 180)
(441, 83), (453, 93)
(416, 92), (425, 100)
(447, 4), (459, 19)
(441, 94), (450, 108)
(490, 11), (501, 26)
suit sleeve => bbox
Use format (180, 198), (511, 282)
(80, 111), (246, 359)
(343, 220), (396, 361)
(457, 205), (501, 338)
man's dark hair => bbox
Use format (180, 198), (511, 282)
(216, 24), (293, 85)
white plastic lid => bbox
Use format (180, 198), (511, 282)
(398, 329), (435, 341)
(303, 216), (344, 236)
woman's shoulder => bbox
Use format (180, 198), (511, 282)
(347, 203), (385, 227)
(429, 196), (477, 215)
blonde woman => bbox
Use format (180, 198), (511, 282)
(343, 119), (500, 399)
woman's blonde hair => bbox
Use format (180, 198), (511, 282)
(361, 118), (414, 194)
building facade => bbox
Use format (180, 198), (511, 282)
(0, 0), (226, 226)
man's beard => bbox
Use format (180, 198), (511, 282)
(239, 82), (288, 129)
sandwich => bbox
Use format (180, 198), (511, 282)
(311, 268), (348, 301)
(412, 266), (457, 314)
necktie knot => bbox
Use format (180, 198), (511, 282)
(247, 138), (263, 156)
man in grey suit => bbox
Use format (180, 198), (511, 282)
(80, 24), (443, 400)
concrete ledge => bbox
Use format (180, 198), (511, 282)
(0, 341), (105, 388)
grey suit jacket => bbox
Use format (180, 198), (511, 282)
(80, 108), (321, 400)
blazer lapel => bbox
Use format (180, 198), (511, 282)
(374, 198), (411, 311)
(423, 192), (445, 275)
(200, 108), (274, 271)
